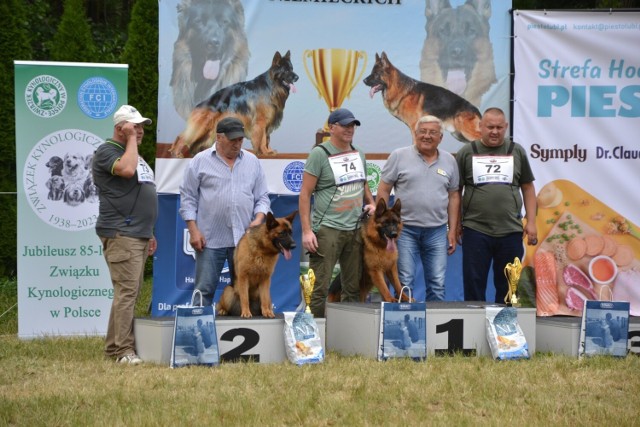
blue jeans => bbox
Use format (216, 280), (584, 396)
(462, 228), (523, 303)
(397, 224), (448, 301)
(194, 247), (235, 306)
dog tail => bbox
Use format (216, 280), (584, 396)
(172, 108), (218, 157)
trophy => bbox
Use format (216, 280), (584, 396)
(504, 257), (522, 307)
(299, 269), (316, 315)
(303, 48), (367, 143)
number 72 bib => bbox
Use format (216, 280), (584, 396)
(472, 155), (514, 185)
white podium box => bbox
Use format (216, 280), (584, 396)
(326, 302), (536, 358)
(135, 315), (326, 365)
(537, 315), (640, 357)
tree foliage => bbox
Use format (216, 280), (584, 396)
(49, 0), (98, 62)
(0, 0), (32, 276)
(122, 0), (159, 166)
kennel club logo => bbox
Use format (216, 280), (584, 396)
(23, 129), (103, 231)
(77, 77), (118, 119)
(24, 74), (67, 118)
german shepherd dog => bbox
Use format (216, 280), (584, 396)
(361, 198), (412, 302)
(170, 51), (299, 158)
(218, 211), (298, 318)
(419, 0), (496, 107)
(170, 0), (249, 121)
(364, 51), (481, 143)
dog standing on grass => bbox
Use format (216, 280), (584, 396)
(218, 211), (298, 318)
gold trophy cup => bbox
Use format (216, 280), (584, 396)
(299, 269), (316, 315)
(504, 257), (523, 307)
(303, 48), (367, 142)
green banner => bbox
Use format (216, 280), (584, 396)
(15, 61), (128, 338)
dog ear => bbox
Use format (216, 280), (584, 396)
(375, 198), (387, 217)
(285, 210), (298, 224)
(392, 198), (402, 215)
(272, 51), (282, 66)
(266, 212), (278, 230)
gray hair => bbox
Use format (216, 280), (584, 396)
(414, 115), (443, 132)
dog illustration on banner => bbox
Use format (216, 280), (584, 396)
(170, 50), (299, 157)
(170, 0), (250, 120)
(419, 0), (496, 107)
(44, 153), (97, 207)
(364, 51), (481, 142)
(218, 211), (298, 318)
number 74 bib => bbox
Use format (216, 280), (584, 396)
(472, 155), (514, 185)
(327, 150), (365, 186)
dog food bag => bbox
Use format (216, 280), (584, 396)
(283, 312), (324, 365)
(485, 306), (530, 360)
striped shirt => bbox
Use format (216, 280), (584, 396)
(179, 145), (270, 248)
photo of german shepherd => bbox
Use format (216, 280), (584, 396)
(419, 0), (496, 107)
(360, 198), (413, 303)
(170, 50), (299, 158)
(170, 0), (250, 120)
(217, 210), (298, 318)
(364, 51), (481, 143)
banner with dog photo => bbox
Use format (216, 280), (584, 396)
(152, 0), (513, 313)
(14, 61), (127, 338)
(155, 0), (513, 194)
(513, 11), (640, 317)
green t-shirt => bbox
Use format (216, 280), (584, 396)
(456, 140), (535, 237)
(305, 142), (367, 232)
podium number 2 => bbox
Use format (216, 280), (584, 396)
(220, 328), (260, 362)
(435, 319), (476, 356)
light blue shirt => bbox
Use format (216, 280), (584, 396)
(179, 145), (270, 248)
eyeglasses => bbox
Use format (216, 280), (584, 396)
(416, 130), (441, 137)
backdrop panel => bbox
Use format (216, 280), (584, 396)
(15, 61), (127, 337)
(513, 10), (640, 316)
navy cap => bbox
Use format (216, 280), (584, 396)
(328, 108), (361, 126)
(216, 117), (246, 139)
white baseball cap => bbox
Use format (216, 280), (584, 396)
(113, 105), (152, 125)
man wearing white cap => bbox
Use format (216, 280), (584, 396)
(299, 108), (375, 317)
(93, 105), (158, 365)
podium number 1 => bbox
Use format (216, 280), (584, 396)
(435, 318), (476, 356)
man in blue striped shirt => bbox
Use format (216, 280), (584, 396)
(179, 117), (271, 306)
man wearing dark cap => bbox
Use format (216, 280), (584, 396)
(180, 117), (270, 306)
(93, 105), (157, 365)
(299, 108), (375, 317)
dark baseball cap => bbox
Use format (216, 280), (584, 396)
(328, 108), (361, 126)
(216, 117), (246, 139)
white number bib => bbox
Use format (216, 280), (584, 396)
(136, 156), (155, 184)
(327, 151), (365, 186)
(472, 155), (514, 185)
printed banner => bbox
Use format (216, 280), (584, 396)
(15, 61), (127, 337)
(152, 0), (512, 313)
(513, 11), (640, 316)
(156, 0), (513, 194)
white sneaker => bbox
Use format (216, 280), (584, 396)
(117, 354), (143, 365)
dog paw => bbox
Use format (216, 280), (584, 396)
(262, 310), (275, 318)
(240, 311), (253, 318)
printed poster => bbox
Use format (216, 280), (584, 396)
(15, 61), (127, 337)
(513, 11), (640, 317)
